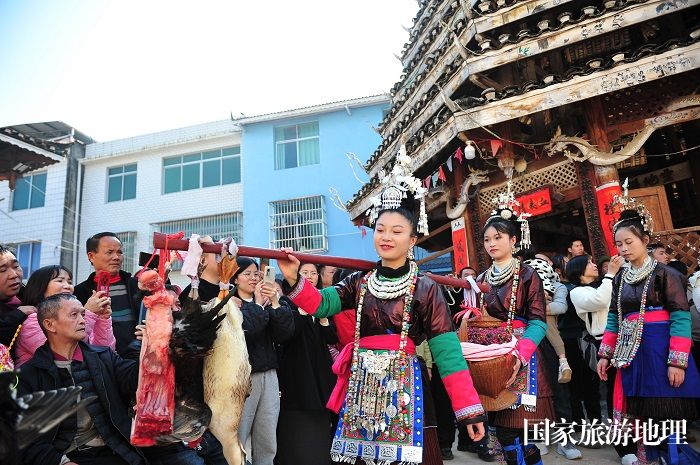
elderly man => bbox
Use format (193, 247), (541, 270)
(0, 244), (33, 346)
(19, 294), (209, 465)
(74, 232), (141, 355)
(17, 293), (144, 465)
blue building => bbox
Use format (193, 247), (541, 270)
(238, 95), (389, 263)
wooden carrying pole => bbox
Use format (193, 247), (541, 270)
(153, 233), (481, 290)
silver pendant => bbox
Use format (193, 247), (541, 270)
(385, 404), (398, 418)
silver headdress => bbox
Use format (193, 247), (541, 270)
(611, 178), (654, 235)
(366, 143), (429, 235)
(486, 180), (532, 250)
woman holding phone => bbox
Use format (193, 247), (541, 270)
(232, 257), (294, 465)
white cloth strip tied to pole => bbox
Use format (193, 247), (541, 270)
(180, 234), (203, 278)
(463, 275), (481, 308)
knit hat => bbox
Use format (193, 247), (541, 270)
(524, 258), (556, 295)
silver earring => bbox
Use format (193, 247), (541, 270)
(408, 246), (415, 260)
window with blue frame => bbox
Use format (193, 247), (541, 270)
(107, 164), (137, 202)
(12, 172), (47, 210)
(12, 242), (41, 277)
(163, 146), (241, 194)
(274, 121), (320, 170)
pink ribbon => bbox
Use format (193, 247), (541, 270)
(453, 303), (482, 325)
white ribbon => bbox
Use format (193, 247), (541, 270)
(180, 234), (202, 277)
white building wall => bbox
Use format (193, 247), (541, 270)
(0, 161), (68, 275)
(78, 130), (243, 287)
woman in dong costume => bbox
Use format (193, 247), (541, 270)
(277, 153), (486, 465)
(475, 187), (554, 465)
(596, 186), (699, 465)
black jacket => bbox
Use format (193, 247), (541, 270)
(0, 297), (27, 346)
(237, 293), (295, 372)
(557, 282), (586, 339)
(17, 342), (144, 465)
(277, 296), (337, 411)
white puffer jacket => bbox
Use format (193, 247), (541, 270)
(569, 278), (614, 340)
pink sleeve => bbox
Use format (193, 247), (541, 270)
(668, 335), (691, 368)
(598, 330), (618, 359)
(14, 313), (47, 367)
(442, 370), (486, 423)
(86, 310), (116, 349)
(515, 338), (538, 363)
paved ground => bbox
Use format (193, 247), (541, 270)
(449, 444), (631, 464)
(446, 425), (700, 464)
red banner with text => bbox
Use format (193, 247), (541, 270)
(516, 187), (553, 218)
(451, 217), (469, 272)
(595, 182), (622, 255)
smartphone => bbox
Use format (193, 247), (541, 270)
(139, 252), (160, 270)
(263, 265), (276, 284)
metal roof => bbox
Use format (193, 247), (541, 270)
(85, 119), (241, 161)
(8, 121), (94, 144)
(0, 125), (71, 187)
(235, 94), (391, 125)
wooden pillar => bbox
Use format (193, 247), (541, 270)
(468, 200), (489, 272)
(464, 207), (479, 271)
(579, 96), (620, 260)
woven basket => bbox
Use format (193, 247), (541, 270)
(459, 310), (516, 404)
(469, 354), (515, 398)
(457, 311), (502, 342)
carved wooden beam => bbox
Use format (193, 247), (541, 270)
(469, 73), (505, 90)
(475, 0), (575, 30)
(392, 0), (578, 136)
(607, 106), (700, 140)
(375, 0), (694, 176)
(350, 42), (700, 218)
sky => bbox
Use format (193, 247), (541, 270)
(0, 0), (417, 141)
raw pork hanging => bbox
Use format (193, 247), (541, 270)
(131, 269), (176, 446)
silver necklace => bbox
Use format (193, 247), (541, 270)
(366, 261), (417, 300)
(485, 258), (518, 287)
(624, 257), (656, 284)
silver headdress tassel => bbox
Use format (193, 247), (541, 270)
(487, 180), (532, 250)
(366, 143), (429, 235)
(611, 178), (654, 235)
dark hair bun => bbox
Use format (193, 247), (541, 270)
(613, 209), (650, 238)
(483, 214), (521, 240)
(618, 210), (642, 222)
(400, 193), (418, 213)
